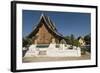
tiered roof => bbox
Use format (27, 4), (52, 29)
(28, 13), (64, 39)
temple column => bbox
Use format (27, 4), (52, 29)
(35, 40), (37, 44)
(52, 38), (56, 44)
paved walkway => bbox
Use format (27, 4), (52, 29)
(22, 53), (90, 63)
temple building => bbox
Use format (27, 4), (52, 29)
(28, 13), (66, 44)
(23, 13), (81, 57)
(78, 37), (85, 46)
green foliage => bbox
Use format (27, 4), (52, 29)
(81, 45), (91, 55)
(85, 45), (91, 53)
(65, 34), (75, 45)
(65, 36), (71, 44)
(70, 34), (75, 46)
(65, 34), (81, 47)
(84, 34), (91, 45)
(22, 38), (32, 47)
(81, 47), (86, 55)
(73, 39), (81, 47)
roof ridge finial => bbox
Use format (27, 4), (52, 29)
(41, 12), (44, 16)
(40, 12), (44, 20)
(41, 12), (47, 17)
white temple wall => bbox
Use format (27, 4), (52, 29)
(24, 44), (81, 57)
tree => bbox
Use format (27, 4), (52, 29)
(73, 39), (81, 47)
(65, 34), (81, 47)
(23, 37), (32, 47)
(64, 36), (71, 44)
(70, 34), (75, 46)
(65, 34), (76, 46)
(84, 34), (91, 45)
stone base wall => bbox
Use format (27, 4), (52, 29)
(24, 44), (81, 57)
